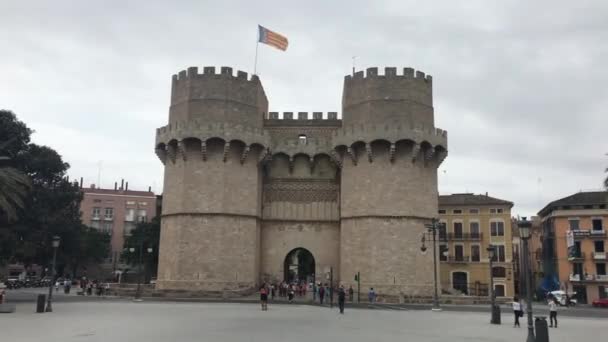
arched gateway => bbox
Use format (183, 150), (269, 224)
(283, 248), (315, 283)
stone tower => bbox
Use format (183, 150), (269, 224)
(155, 66), (269, 291)
(335, 67), (447, 296)
(155, 65), (447, 297)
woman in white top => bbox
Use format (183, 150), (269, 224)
(512, 296), (522, 327)
(549, 297), (558, 328)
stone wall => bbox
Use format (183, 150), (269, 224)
(260, 221), (340, 283)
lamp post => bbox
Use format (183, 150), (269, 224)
(45, 235), (61, 312)
(518, 217), (535, 342)
(129, 245), (153, 301)
(423, 218), (443, 311)
(487, 245), (500, 324)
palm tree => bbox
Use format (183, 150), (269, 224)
(0, 165), (31, 221)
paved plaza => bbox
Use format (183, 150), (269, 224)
(1, 301), (606, 342)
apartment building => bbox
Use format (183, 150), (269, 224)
(538, 191), (608, 303)
(80, 182), (157, 265)
(439, 193), (515, 298)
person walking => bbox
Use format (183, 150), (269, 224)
(260, 285), (268, 311)
(348, 285), (354, 302)
(288, 285), (295, 303)
(338, 285), (346, 314)
(512, 296), (522, 327)
(319, 284), (325, 305)
(270, 284), (276, 301)
(549, 297), (558, 328)
(312, 282), (317, 301)
(368, 288), (376, 303)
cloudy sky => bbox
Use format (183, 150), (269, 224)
(1, 0), (606, 217)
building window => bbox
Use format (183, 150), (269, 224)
(90, 220), (100, 229)
(496, 208), (503, 214)
(125, 208), (135, 222)
(453, 222), (463, 238)
(490, 208), (496, 214)
(102, 222), (113, 235)
(470, 222), (480, 238)
(569, 218), (580, 230)
(454, 245), (464, 261)
(92, 207), (101, 219)
(438, 209), (446, 214)
(104, 208), (114, 220)
(491, 245), (506, 262)
(471, 245), (480, 262)
(453, 209), (462, 214)
(595, 241), (605, 253)
(593, 218), (603, 231)
(492, 266), (506, 278)
(137, 209), (147, 222)
(439, 245), (448, 261)
(126, 201), (136, 205)
(573, 263), (583, 277)
(139, 202), (148, 206)
(469, 208), (479, 214)
(298, 134), (307, 145)
(93, 199), (102, 203)
(494, 284), (505, 297)
(491, 221), (505, 236)
(597, 263), (606, 276)
(124, 222), (136, 236)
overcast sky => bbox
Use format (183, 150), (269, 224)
(1, 0), (606, 217)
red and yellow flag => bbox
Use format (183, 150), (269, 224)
(258, 25), (288, 51)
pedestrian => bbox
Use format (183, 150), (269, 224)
(319, 284), (325, 304)
(260, 285), (268, 311)
(55, 280), (59, 292)
(288, 285), (295, 303)
(312, 282), (317, 301)
(348, 285), (354, 302)
(549, 297), (558, 328)
(64, 279), (71, 294)
(512, 296), (522, 327)
(338, 285), (346, 314)
(270, 284), (276, 301)
(368, 288), (376, 303)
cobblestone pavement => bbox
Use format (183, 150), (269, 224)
(2, 301), (606, 342)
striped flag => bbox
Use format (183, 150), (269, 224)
(258, 25), (288, 51)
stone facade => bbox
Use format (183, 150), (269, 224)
(154, 66), (448, 297)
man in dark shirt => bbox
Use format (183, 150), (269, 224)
(338, 285), (346, 314)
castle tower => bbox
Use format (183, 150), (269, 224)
(335, 67), (448, 297)
(154, 66), (269, 292)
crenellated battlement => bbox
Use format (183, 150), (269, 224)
(265, 111), (340, 120)
(344, 67), (432, 83)
(172, 66), (260, 83)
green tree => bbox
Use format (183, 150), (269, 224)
(0, 166), (31, 222)
(0, 110), (109, 276)
(121, 217), (160, 280)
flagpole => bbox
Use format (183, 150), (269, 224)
(254, 41), (259, 75)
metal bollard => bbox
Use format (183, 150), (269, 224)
(491, 304), (501, 324)
(36, 294), (46, 313)
(535, 316), (549, 342)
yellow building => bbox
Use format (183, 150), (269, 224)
(438, 193), (515, 298)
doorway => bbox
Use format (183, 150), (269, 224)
(284, 248), (315, 284)
(452, 271), (468, 295)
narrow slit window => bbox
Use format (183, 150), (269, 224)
(298, 134), (307, 145)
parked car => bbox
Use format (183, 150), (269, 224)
(549, 290), (577, 306)
(592, 298), (608, 308)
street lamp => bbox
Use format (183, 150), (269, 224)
(46, 235), (61, 312)
(129, 246), (153, 301)
(423, 218), (443, 311)
(487, 245), (500, 324)
(518, 217), (535, 342)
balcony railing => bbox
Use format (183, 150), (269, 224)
(590, 229), (606, 238)
(572, 229), (590, 239)
(570, 274), (608, 282)
(445, 256), (470, 263)
(568, 252), (585, 261)
(592, 252), (607, 260)
(439, 232), (483, 241)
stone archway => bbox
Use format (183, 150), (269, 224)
(283, 248), (315, 283)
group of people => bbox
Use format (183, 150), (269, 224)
(258, 280), (378, 314)
(55, 277), (109, 296)
(511, 295), (559, 328)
